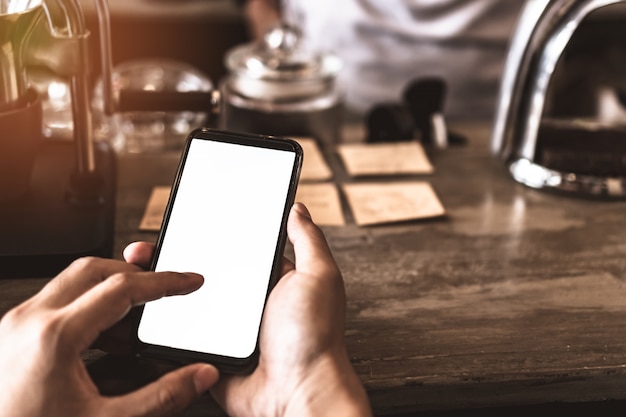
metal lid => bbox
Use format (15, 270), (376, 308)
(225, 23), (342, 100)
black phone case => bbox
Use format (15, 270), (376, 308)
(134, 128), (303, 374)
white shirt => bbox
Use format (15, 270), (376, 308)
(281, 0), (524, 120)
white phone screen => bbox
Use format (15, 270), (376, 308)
(137, 137), (297, 359)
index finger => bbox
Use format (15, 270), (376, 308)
(60, 270), (204, 353)
(36, 257), (144, 309)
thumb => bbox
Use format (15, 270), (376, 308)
(105, 363), (219, 417)
(123, 241), (155, 269)
(288, 203), (338, 277)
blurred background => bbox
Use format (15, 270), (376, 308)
(80, 0), (248, 86)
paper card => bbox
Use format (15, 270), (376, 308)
(293, 137), (333, 181)
(139, 186), (171, 231)
(342, 181), (445, 226)
(295, 183), (345, 226)
(336, 141), (434, 177)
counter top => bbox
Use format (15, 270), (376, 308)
(2, 122), (626, 415)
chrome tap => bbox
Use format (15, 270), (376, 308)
(0, 1), (42, 111)
(491, 0), (626, 198)
(0, 0), (118, 275)
(28, 0), (114, 181)
(0, 0), (114, 191)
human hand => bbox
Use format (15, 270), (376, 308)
(124, 203), (372, 417)
(0, 258), (219, 417)
(242, 0), (281, 39)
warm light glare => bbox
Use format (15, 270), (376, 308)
(3, 0), (42, 14)
(47, 80), (67, 98)
(511, 158), (564, 189)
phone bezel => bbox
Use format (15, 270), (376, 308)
(134, 128), (303, 374)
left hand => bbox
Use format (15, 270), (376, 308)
(0, 257), (219, 417)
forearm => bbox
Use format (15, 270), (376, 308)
(236, 0), (282, 39)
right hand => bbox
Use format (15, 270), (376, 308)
(124, 203), (373, 417)
(210, 203), (372, 417)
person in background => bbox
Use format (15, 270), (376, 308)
(240, 0), (524, 121)
(0, 203), (373, 417)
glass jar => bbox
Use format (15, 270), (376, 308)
(219, 23), (343, 144)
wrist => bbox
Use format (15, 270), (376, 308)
(284, 349), (373, 417)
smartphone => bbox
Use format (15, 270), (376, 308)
(135, 128), (303, 374)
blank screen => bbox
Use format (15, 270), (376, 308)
(137, 137), (297, 359)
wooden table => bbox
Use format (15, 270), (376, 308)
(3, 122), (626, 416)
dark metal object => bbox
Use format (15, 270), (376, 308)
(492, 0), (626, 198)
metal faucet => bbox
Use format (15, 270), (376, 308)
(35, 0), (114, 180)
(0, 0), (114, 192)
(491, 0), (626, 197)
(0, 0), (118, 276)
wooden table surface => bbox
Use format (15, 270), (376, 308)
(2, 122), (626, 416)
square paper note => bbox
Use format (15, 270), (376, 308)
(293, 137), (333, 181)
(337, 141), (434, 177)
(342, 181), (445, 226)
(295, 183), (345, 226)
(139, 186), (171, 231)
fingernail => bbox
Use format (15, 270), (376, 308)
(178, 272), (203, 281)
(293, 202), (312, 219)
(193, 365), (219, 394)
(180, 273), (204, 291)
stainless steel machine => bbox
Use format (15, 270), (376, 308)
(0, 0), (117, 278)
(492, 0), (626, 198)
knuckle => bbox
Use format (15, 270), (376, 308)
(37, 312), (65, 342)
(0, 306), (23, 329)
(68, 256), (102, 276)
(1, 303), (63, 340)
(19, 312), (69, 355)
(103, 272), (140, 303)
(320, 264), (342, 283)
(106, 271), (134, 290)
(156, 384), (185, 413)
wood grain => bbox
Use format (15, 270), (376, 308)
(3, 123), (626, 416)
